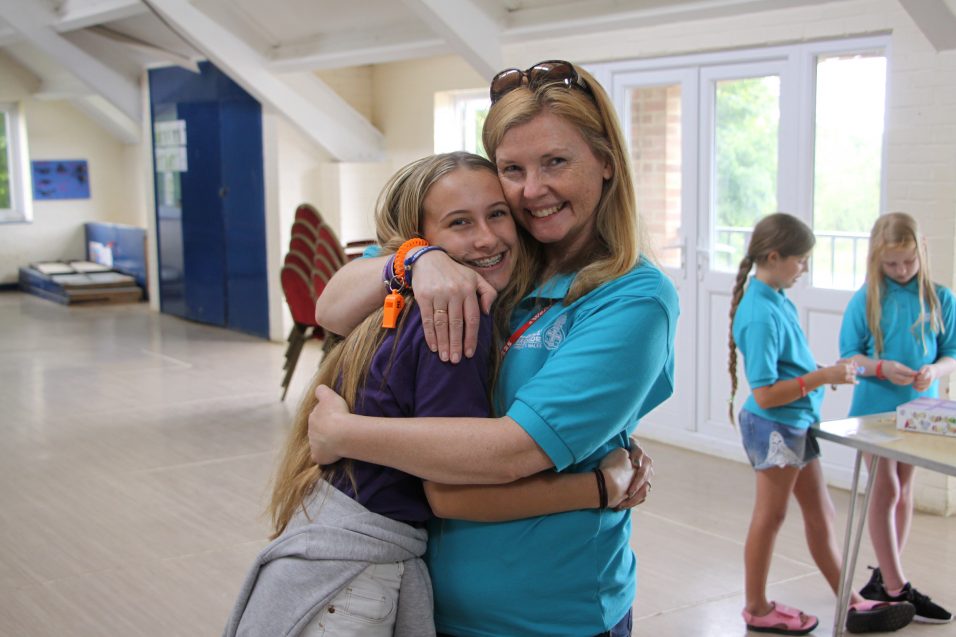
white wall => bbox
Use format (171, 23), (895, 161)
(0, 54), (145, 285)
(0, 98), (146, 284)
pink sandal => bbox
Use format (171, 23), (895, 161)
(742, 602), (819, 635)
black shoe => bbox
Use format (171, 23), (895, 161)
(859, 566), (883, 600)
(845, 601), (914, 633)
(883, 583), (953, 624)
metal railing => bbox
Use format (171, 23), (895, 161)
(714, 225), (868, 290)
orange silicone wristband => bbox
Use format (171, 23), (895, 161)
(876, 360), (885, 380)
(393, 238), (429, 281)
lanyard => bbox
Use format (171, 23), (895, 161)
(501, 302), (554, 358)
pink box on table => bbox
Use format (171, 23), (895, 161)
(896, 397), (956, 437)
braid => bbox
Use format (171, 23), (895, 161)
(728, 255), (754, 426)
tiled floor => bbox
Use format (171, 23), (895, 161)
(1, 291), (952, 636)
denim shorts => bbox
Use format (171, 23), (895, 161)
(739, 409), (820, 471)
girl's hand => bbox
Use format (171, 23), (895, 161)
(914, 364), (936, 392)
(822, 362), (859, 386)
(881, 360), (917, 386)
(308, 384), (349, 466)
(409, 249), (498, 364)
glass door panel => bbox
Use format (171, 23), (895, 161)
(627, 84), (683, 270)
(712, 75), (780, 272)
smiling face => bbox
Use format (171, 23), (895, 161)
(880, 245), (920, 285)
(420, 167), (517, 291)
(493, 111), (611, 263)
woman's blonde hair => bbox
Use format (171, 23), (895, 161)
(267, 151), (502, 538)
(481, 63), (646, 312)
(865, 212), (942, 356)
(727, 213), (816, 425)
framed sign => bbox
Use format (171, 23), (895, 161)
(31, 159), (90, 200)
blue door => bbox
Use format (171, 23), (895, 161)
(148, 62), (268, 338)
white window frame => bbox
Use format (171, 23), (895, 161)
(434, 89), (489, 155)
(0, 101), (33, 224)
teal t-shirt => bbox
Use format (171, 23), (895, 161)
(732, 278), (822, 428)
(427, 259), (679, 637)
(839, 278), (956, 416)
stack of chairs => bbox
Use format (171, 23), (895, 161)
(279, 203), (348, 400)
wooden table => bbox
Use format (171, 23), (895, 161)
(813, 413), (956, 636)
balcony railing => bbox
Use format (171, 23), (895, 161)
(714, 225), (868, 290)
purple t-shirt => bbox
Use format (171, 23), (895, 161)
(330, 302), (493, 524)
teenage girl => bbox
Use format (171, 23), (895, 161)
(729, 212), (915, 635)
(222, 152), (643, 637)
(838, 211), (956, 624)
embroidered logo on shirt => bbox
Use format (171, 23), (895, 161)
(512, 314), (567, 351)
(543, 314), (567, 350)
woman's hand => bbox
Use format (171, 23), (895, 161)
(881, 359), (917, 386)
(602, 436), (654, 510)
(308, 384), (350, 466)
(410, 249), (498, 363)
(914, 363), (936, 392)
(598, 448), (636, 509)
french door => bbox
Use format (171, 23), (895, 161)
(598, 51), (863, 465)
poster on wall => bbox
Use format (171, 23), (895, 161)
(31, 160), (91, 200)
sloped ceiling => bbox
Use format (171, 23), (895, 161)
(0, 0), (953, 158)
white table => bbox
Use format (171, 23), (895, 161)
(813, 413), (956, 637)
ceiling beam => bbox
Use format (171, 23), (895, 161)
(899, 0), (956, 52)
(401, 0), (503, 81)
(0, 0), (141, 124)
(269, 24), (447, 72)
(143, 0), (384, 162)
(55, 0), (148, 32)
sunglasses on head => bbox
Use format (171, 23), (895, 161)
(489, 59), (594, 104)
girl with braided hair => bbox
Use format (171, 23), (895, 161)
(729, 212), (914, 634)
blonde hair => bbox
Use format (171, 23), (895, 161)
(865, 212), (942, 356)
(481, 63), (646, 311)
(727, 213), (816, 425)
(268, 152), (503, 538)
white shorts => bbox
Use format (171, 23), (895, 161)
(302, 561), (404, 637)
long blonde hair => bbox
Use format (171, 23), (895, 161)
(268, 152), (502, 538)
(865, 212), (942, 356)
(482, 63), (646, 314)
(727, 213), (815, 425)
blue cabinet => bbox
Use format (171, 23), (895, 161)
(148, 62), (269, 338)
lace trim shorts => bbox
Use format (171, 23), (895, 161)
(739, 408), (820, 471)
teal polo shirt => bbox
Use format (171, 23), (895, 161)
(427, 259), (679, 637)
(733, 278), (822, 428)
(839, 278), (956, 416)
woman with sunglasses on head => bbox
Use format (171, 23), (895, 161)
(309, 61), (676, 637)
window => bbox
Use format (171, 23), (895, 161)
(713, 75), (781, 272)
(0, 102), (32, 224)
(434, 89), (489, 156)
(811, 53), (886, 290)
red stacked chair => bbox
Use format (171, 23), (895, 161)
(279, 204), (348, 400)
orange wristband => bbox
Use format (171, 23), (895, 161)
(382, 238), (428, 329)
(797, 376), (808, 398)
(876, 360), (885, 380)
(393, 238), (429, 281)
